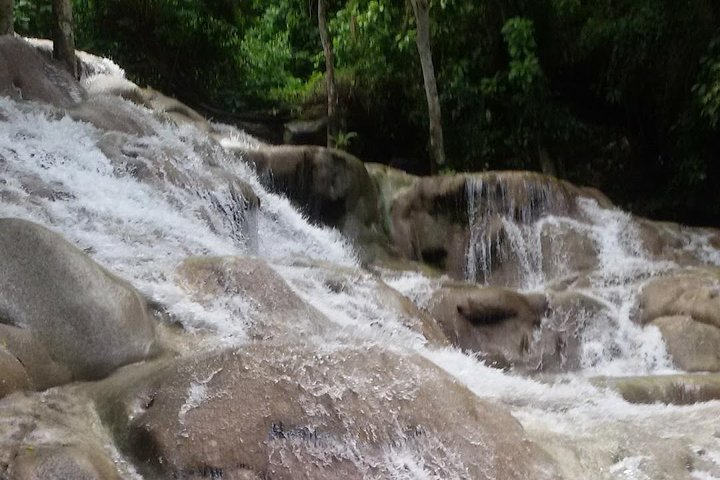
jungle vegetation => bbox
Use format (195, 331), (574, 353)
(10, 0), (720, 225)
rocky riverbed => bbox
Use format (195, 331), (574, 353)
(1, 35), (720, 479)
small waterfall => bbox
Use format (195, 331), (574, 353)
(0, 93), (355, 341)
(462, 174), (690, 375)
(464, 173), (572, 288)
(570, 198), (676, 375)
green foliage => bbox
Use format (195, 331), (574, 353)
(693, 37), (720, 128)
(13, 0), (53, 37)
(502, 18), (542, 93)
(238, 6), (301, 101)
(13, 0), (720, 223)
(332, 130), (358, 150)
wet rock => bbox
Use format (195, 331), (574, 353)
(97, 132), (260, 245)
(365, 163), (418, 236)
(175, 256), (331, 340)
(23, 38), (126, 81)
(176, 256), (447, 346)
(14, 172), (74, 202)
(0, 346), (32, 398)
(637, 220), (686, 259)
(535, 289), (609, 371)
(0, 218), (160, 393)
(68, 96), (155, 136)
(141, 87), (210, 131)
(0, 389), (126, 480)
(638, 269), (720, 329)
(389, 171), (579, 281)
(636, 219), (712, 266)
(597, 374), (720, 405)
(389, 174), (469, 276)
(94, 344), (558, 480)
(577, 186), (614, 208)
(427, 282), (546, 368)
(11, 445), (121, 480)
(374, 278), (449, 346)
(0, 324), (72, 391)
(540, 220), (599, 281)
(282, 259), (448, 346)
(651, 316), (720, 372)
(0, 37), (84, 108)
(243, 145), (382, 244)
(82, 74), (150, 107)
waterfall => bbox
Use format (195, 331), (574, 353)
(464, 173), (572, 288)
(2, 43), (720, 479)
(0, 94), (355, 341)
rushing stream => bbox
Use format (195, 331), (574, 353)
(1, 44), (720, 479)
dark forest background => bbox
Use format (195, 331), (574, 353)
(13, 0), (720, 225)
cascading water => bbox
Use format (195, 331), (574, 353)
(462, 174), (718, 376)
(2, 44), (720, 479)
(464, 174), (572, 288)
(0, 92), (355, 341)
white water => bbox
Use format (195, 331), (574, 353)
(462, 175), (720, 376)
(1, 51), (720, 479)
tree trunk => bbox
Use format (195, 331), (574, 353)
(410, 0), (445, 174)
(0, 0), (13, 36)
(52, 0), (77, 78)
(318, 0), (338, 149)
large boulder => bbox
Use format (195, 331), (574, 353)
(140, 87), (211, 132)
(243, 145), (383, 245)
(175, 256), (331, 340)
(0, 36), (84, 108)
(426, 282), (547, 368)
(68, 96), (156, 136)
(81, 73), (150, 107)
(97, 132), (260, 247)
(373, 277), (449, 346)
(637, 218), (720, 267)
(277, 258), (449, 346)
(389, 171), (582, 281)
(0, 218), (160, 393)
(597, 374), (720, 405)
(0, 324), (72, 392)
(365, 163), (418, 236)
(0, 346), (32, 398)
(389, 174), (469, 275)
(638, 270), (720, 329)
(539, 219), (599, 281)
(175, 256), (448, 347)
(0, 389), (125, 480)
(651, 316), (720, 372)
(94, 345), (558, 480)
(637, 271), (720, 372)
(10, 446), (121, 480)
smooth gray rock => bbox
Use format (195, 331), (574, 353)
(93, 344), (559, 480)
(0, 36), (84, 107)
(0, 218), (159, 386)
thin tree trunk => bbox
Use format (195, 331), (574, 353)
(410, 0), (445, 174)
(0, 0), (13, 36)
(318, 0), (338, 148)
(52, 0), (77, 78)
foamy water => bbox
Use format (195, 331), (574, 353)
(1, 49), (720, 479)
